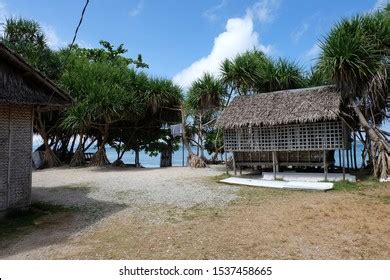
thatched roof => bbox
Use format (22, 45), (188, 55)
(0, 42), (72, 107)
(215, 86), (341, 128)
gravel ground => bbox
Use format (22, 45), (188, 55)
(32, 165), (239, 209)
(1, 166), (389, 260)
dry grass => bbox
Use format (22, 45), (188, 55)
(1, 174), (389, 260)
(55, 181), (390, 260)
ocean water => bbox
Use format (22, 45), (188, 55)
(87, 145), (191, 168)
(33, 140), (365, 168)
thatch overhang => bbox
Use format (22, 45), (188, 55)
(0, 42), (72, 108)
(215, 86), (341, 129)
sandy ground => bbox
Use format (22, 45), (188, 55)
(0, 166), (389, 259)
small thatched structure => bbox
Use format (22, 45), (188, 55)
(216, 86), (351, 179)
(0, 43), (72, 212)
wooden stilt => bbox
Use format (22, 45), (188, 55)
(353, 133), (357, 170)
(324, 149), (328, 181)
(225, 152), (229, 175)
(272, 151), (276, 180)
(342, 149), (346, 181)
(233, 152), (237, 176)
(338, 149), (341, 168)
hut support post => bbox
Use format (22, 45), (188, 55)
(323, 149), (328, 181)
(225, 152), (229, 175)
(182, 135), (185, 167)
(338, 149), (341, 168)
(272, 151), (276, 180)
(353, 133), (357, 170)
(233, 152), (237, 176)
(342, 149), (346, 181)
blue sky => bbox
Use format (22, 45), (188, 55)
(0, 0), (387, 88)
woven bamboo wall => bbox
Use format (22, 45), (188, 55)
(224, 121), (348, 152)
(0, 104), (33, 211)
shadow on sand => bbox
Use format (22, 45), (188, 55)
(0, 185), (127, 259)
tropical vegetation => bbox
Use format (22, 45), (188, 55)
(1, 4), (389, 179)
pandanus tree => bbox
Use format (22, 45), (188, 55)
(0, 18), (63, 80)
(61, 42), (146, 166)
(109, 77), (183, 167)
(220, 49), (306, 100)
(185, 73), (226, 166)
(318, 7), (390, 180)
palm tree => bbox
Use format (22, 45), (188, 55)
(318, 7), (390, 179)
(186, 73), (226, 161)
(220, 49), (306, 98)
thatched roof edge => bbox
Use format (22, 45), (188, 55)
(215, 86), (341, 129)
(0, 42), (73, 106)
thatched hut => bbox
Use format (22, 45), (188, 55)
(216, 86), (351, 179)
(0, 43), (72, 212)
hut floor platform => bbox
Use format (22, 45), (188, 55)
(262, 172), (356, 182)
(220, 177), (334, 191)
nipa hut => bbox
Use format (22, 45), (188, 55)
(0, 43), (72, 212)
(215, 86), (351, 180)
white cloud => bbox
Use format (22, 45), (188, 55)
(42, 24), (67, 50)
(203, 0), (228, 21)
(0, 0), (9, 27)
(372, 0), (389, 11)
(246, 0), (280, 23)
(173, 1), (278, 88)
(303, 43), (321, 64)
(291, 23), (309, 43)
(129, 0), (144, 17)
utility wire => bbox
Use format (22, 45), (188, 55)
(64, 0), (90, 65)
(69, 0), (90, 51)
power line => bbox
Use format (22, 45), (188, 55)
(69, 0), (90, 51)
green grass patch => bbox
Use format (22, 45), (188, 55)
(0, 202), (71, 241)
(333, 177), (383, 191)
(60, 183), (92, 192)
(236, 186), (291, 205)
(377, 195), (390, 204)
(181, 204), (222, 221)
(209, 173), (231, 183)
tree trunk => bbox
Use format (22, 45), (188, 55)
(42, 133), (61, 168)
(91, 124), (110, 166)
(69, 134), (86, 167)
(180, 104), (207, 168)
(69, 134), (77, 154)
(350, 98), (389, 180)
(199, 113), (205, 159)
(134, 148), (140, 167)
(35, 111), (61, 168)
(160, 147), (172, 167)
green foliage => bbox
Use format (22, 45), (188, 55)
(0, 17), (63, 80)
(305, 66), (331, 87)
(220, 49), (306, 95)
(186, 73), (226, 112)
(204, 129), (224, 156)
(318, 10), (389, 100)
